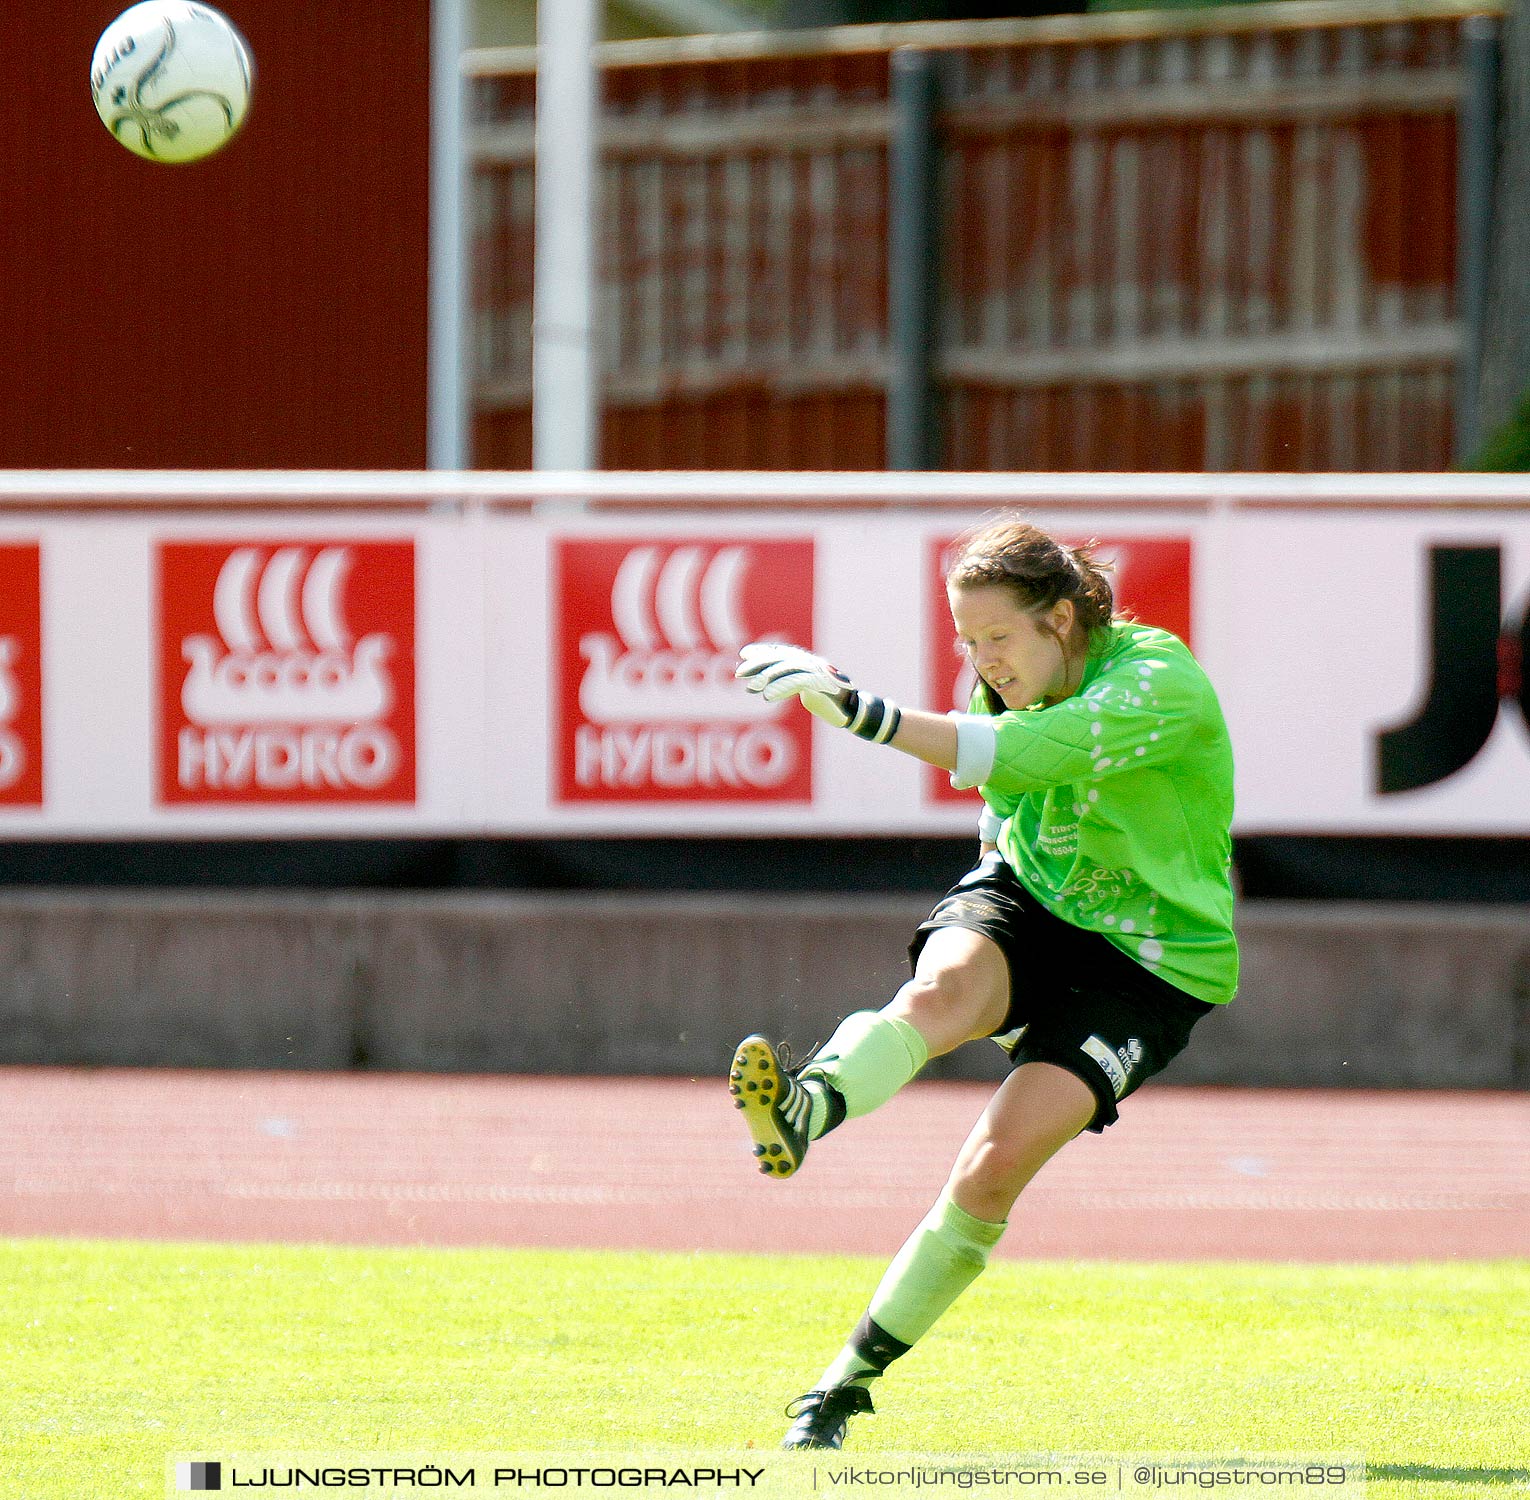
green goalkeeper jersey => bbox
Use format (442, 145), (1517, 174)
(953, 621), (1238, 1004)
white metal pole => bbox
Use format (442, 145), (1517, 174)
(428, 0), (471, 471)
(533, 0), (602, 471)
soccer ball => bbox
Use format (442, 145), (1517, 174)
(91, 1), (253, 163)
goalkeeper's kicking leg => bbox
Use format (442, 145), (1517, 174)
(729, 926), (1009, 1178)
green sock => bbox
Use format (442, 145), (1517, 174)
(802, 1011), (929, 1137)
(814, 1192), (1007, 1390)
(868, 1191), (1007, 1346)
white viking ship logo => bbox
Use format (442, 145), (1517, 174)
(572, 544), (797, 791)
(183, 547), (391, 725)
(177, 547), (400, 793)
(0, 637), (23, 790)
(579, 546), (778, 724)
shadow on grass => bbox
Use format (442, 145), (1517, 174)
(1367, 1464), (1530, 1486)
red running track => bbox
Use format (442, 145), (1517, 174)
(1, 1067), (1526, 1261)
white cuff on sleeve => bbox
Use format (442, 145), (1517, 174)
(947, 713), (997, 791)
(977, 803), (1004, 844)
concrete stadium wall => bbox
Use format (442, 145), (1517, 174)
(0, 892), (1525, 1089)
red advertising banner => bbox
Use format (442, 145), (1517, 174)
(0, 543), (44, 807)
(156, 540), (417, 805)
(555, 537), (815, 803)
(927, 534), (1193, 804)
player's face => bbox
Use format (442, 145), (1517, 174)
(948, 583), (1075, 710)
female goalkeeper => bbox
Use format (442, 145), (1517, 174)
(730, 515), (1237, 1451)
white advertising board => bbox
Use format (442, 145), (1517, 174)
(0, 474), (1526, 836)
(1220, 513), (1530, 833)
(0, 515), (486, 836)
(482, 511), (1205, 834)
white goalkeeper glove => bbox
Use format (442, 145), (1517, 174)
(734, 642), (903, 744)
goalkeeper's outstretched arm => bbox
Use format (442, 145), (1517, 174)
(735, 641), (958, 772)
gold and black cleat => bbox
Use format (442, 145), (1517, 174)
(729, 1034), (814, 1178)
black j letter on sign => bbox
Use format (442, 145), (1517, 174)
(1375, 545), (1529, 793)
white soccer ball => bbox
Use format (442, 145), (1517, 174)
(91, 1), (253, 163)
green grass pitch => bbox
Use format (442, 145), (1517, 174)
(4, 1239), (1526, 1499)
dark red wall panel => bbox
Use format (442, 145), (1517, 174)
(1, 1), (431, 469)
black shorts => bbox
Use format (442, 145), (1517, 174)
(909, 852), (1215, 1132)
